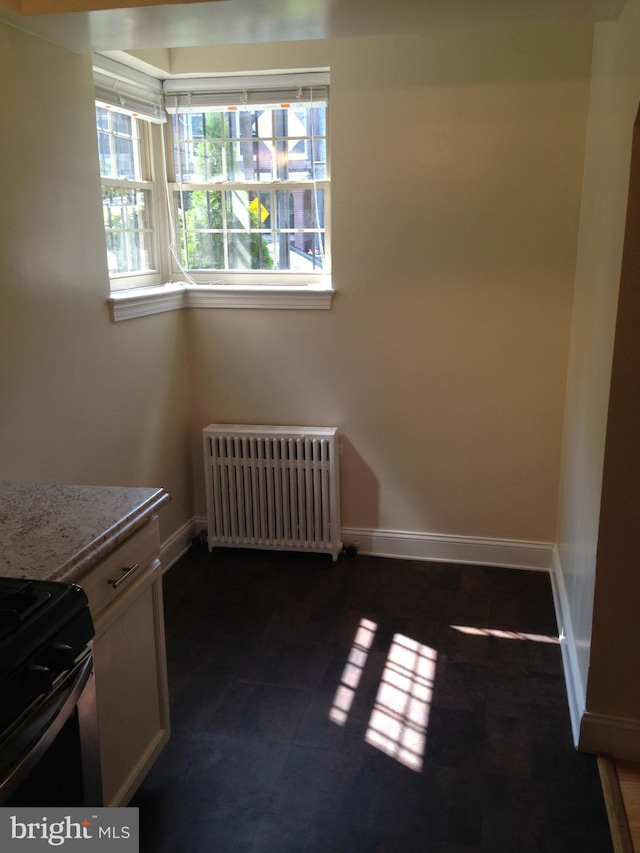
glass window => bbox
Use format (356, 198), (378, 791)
(170, 100), (328, 277)
(96, 105), (157, 280)
(95, 73), (331, 305)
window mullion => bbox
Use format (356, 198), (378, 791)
(222, 189), (230, 270)
(270, 188), (277, 270)
(102, 178), (153, 192)
(109, 114), (117, 178)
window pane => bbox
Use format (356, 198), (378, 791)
(96, 108), (142, 181)
(225, 190), (274, 234)
(223, 232), (275, 270)
(248, 191), (271, 230)
(225, 139), (271, 181)
(97, 131), (112, 177)
(184, 231), (225, 270)
(193, 112), (221, 139)
(310, 141), (327, 180)
(113, 112), (132, 135)
(176, 190), (224, 229)
(102, 187), (154, 274)
(272, 189), (325, 271)
(273, 188), (324, 230)
(115, 136), (136, 179)
(273, 232), (324, 271)
(173, 189), (275, 271)
(198, 141), (224, 181)
(226, 109), (261, 140)
(106, 230), (153, 275)
(175, 140), (224, 182)
(175, 190), (224, 269)
(285, 107), (308, 138)
(172, 103), (327, 184)
(284, 140), (327, 180)
(172, 185), (324, 272)
(96, 106), (109, 132)
(185, 114), (204, 138)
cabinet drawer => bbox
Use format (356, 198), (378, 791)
(81, 519), (160, 618)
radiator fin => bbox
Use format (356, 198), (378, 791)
(203, 425), (341, 560)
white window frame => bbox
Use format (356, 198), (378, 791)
(94, 60), (333, 320)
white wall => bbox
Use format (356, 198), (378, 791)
(555, 0), (640, 751)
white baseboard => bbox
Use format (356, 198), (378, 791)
(160, 518), (200, 573)
(550, 545), (586, 747)
(552, 535), (640, 758)
(579, 712), (640, 761)
(162, 519), (553, 572)
(341, 526), (553, 571)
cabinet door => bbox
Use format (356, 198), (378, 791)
(92, 561), (170, 806)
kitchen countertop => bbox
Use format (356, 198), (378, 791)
(0, 481), (170, 584)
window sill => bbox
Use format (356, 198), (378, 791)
(108, 281), (334, 321)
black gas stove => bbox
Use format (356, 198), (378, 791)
(0, 577), (95, 736)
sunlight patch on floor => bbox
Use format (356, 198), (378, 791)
(330, 618), (436, 772)
(364, 634), (436, 772)
(329, 617), (377, 726)
(451, 625), (559, 644)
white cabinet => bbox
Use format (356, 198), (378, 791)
(80, 516), (170, 807)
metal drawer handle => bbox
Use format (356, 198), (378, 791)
(109, 563), (139, 589)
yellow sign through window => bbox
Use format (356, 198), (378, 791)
(248, 197), (269, 223)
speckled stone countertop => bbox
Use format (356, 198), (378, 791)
(0, 482), (170, 584)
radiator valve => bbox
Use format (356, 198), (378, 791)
(192, 529), (208, 549)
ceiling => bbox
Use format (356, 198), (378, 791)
(0, 0), (626, 56)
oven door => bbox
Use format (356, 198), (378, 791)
(0, 646), (103, 806)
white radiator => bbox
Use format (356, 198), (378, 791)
(203, 424), (342, 561)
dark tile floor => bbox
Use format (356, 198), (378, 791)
(131, 546), (613, 853)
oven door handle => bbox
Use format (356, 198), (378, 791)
(0, 649), (94, 803)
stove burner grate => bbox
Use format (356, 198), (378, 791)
(0, 581), (51, 642)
